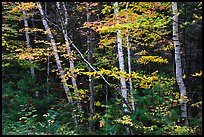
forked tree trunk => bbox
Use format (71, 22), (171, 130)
(172, 2), (188, 126)
(37, 2), (78, 126)
(56, 2), (82, 112)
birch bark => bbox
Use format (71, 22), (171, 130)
(22, 9), (35, 78)
(37, 2), (78, 125)
(114, 2), (128, 112)
(56, 2), (82, 112)
(172, 2), (188, 126)
(22, 8), (39, 97)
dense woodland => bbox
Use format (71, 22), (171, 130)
(2, 2), (202, 135)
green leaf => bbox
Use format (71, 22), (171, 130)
(32, 114), (38, 118)
(19, 117), (28, 120)
(28, 112), (32, 115)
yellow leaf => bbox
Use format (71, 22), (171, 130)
(191, 71), (202, 77)
(94, 101), (101, 106)
(182, 74), (186, 79)
(60, 126), (65, 131)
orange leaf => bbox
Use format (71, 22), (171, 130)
(100, 121), (105, 127)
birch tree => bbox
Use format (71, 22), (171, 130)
(37, 2), (78, 125)
(114, 2), (128, 112)
(172, 2), (188, 126)
(22, 9), (35, 78)
(56, 2), (82, 112)
(22, 8), (39, 97)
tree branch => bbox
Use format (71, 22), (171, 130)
(67, 37), (133, 113)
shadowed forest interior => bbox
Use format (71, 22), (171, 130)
(2, 2), (202, 135)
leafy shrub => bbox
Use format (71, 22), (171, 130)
(38, 109), (62, 134)
(55, 123), (77, 135)
(162, 124), (192, 135)
(18, 104), (38, 128)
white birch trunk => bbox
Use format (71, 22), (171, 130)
(37, 2), (78, 125)
(172, 2), (188, 126)
(62, 26), (132, 112)
(22, 9), (35, 78)
(114, 2), (128, 113)
(62, 2), (82, 112)
(22, 8), (38, 97)
(56, 2), (82, 112)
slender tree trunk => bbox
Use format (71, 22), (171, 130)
(22, 7), (38, 97)
(126, 2), (135, 112)
(106, 76), (109, 107)
(46, 49), (50, 94)
(86, 2), (95, 131)
(22, 9), (35, 78)
(172, 2), (188, 126)
(45, 2), (50, 93)
(114, 2), (128, 113)
(37, 2), (78, 126)
(62, 2), (82, 112)
(56, 2), (82, 112)
(52, 11), (132, 113)
(31, 14), (36, 41)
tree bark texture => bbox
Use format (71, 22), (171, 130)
(86, 3), (95, 131)
(114, 2), (128, 113)
(172, 2), (188, 126)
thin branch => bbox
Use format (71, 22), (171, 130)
(46, 17), (62, 31)
(67, 37), (133, 113)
